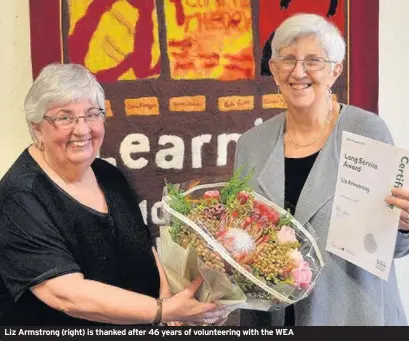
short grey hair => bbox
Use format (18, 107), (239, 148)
(271, 13), (346, 63)
(25, 63), (105, 142)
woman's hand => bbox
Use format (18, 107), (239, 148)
(385, 188), (409, 231)
(161, 276), (226, 324)
(151, 247), (225, 324)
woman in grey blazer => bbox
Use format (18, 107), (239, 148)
(234, 14), (409, 326)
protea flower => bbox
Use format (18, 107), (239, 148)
(218, 228), (256, 262)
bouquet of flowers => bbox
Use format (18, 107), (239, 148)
(160, 167), (324, 314)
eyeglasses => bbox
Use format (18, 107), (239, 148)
(44, 108), (106, 128)
(273, 56), (336, 71)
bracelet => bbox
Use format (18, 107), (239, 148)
(399, 229), (409, 234)
(153, 298), (163, 325)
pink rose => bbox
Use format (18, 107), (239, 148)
(288, 249), (303, 266)
(277, 226), (297, 243)
(291, 261), (312, 289)
(203, 190), (220, 200)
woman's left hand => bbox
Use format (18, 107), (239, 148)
(385, 188), (409, 231)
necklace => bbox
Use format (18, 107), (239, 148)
(40, 151), (70, 184)
(286, 109), (333, 148)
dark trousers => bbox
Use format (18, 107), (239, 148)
(237, 306), (295, 326)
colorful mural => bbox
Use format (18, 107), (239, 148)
(165, 0), (255, 80)
(29, 0), (379, 238)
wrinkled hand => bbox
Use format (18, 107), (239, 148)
(385, 188), (409, 230)
(161, 276), (226, 323)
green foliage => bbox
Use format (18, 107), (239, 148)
(277, 209), (293, 228)
(166, 182), (192, 215)
(169, 217), (184, 244)
(165, 181), (192, 244)
(225, 194), (254, 219)
(233, 270), (257, 292)
(193, 198), (218, 212)
(220, 165), (254, 205)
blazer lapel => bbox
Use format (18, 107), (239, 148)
(257, 115), (286, 207)
(295, 117), (342, 227)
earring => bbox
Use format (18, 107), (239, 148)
(327, 87), (333, 112)
(277, 86), (280, 95)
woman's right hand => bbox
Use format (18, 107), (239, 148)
(161, 276), (226, 324)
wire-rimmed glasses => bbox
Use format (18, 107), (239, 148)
(273, 56), (336, 71)
(44, 108), (106, 128)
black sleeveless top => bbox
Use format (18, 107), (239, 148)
(284, 151), (320, 214)
(283, 150), (320, 325)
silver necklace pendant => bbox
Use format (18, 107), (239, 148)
(286, 109), (332, 148)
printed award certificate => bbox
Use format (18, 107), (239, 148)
(326, 131), (409, 280)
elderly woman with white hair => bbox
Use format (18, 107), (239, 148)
(0, 63), (224, 326)
(235, 14), (409, 326)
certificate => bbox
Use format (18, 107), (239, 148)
(326, 131), (409, 280)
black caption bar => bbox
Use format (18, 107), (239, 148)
(1, 326), (407, 340)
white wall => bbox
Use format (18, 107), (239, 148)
(0, 0), (407, 322)
(379, 0), (409, 318)
(0, 0), (32, 176)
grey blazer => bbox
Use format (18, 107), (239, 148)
(234, 104), (409, 326)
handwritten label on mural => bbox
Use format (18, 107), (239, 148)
(169, 96), (206, 112)
(218, 96), (254, 111)
(165, 0), (255, 80)
(125, 98), (160, 116)
(262, 94), (287, 109)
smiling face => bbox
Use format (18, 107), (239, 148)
(269, 34), (343, 110)
(34, 98), (105, 170)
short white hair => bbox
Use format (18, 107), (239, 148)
(24, 63), (105, 142)
(271, 13), (346, 63)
